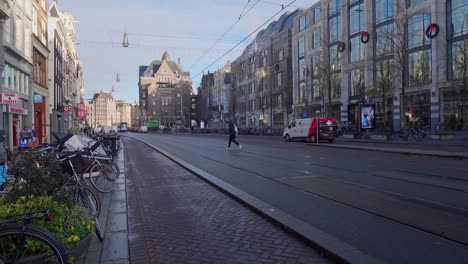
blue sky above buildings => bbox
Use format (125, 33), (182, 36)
(56, 0), (317, 103)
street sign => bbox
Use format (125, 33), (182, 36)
(33, 94), (43, 103)
(63, 105), (70, 112)
(8, 106), (25, 114)
(1, 92), (19, 105)
(77, 103), (85, 119)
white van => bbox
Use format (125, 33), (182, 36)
(283, 117), (339, 142)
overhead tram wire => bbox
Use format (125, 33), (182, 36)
(192, 0), (297, 81)
(258, 0), (302, 8)
(187, 0), (261, 71)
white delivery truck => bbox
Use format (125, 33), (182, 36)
(283, 117), (339, 142)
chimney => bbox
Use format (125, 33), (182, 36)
(178, 58), (181, 66)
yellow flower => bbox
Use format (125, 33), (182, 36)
(73, 235), (80, 242)
(91, 221), (95, 225)
(71, 226), (75, 232)
(67, 236), (73, 243)
(87, 224), (91, 231)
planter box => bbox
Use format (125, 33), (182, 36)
(68, 234), (92, 263)
(431, 134), (456, 140)
(441, 134), (456, 140)
(343, 133), (357, 139)
(370, 134), (390, 141)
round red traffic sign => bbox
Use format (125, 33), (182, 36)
(63, 106), (70, 112)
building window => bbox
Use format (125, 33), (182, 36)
(276, 72), (283, 86)
(313, 28), (321, 49)
(329, 15), (341, 44)
(299, 82), (305, 103)
(408, 49), (432, 86)
(407, 0), (425, 7)
(299, 15), (309, 31)
(278, 49), (284, 61)
(331, 72), (341, 98)
(376, 23), (394, 57)
(349, 36), (364, 63)
(350, 68), (365, 97)
(313, 79), (320, 99)
(314, 6), (321, 23)
(298, 36), (306, 57)
(41, 19), (47, 44)
(375, 0), (394, 24)
(15, 17), (23, 50)
(329, 45), (342, 71)
(312, 54), (320, 77)
(407, 14), (432, 49)
(449, 39), (468, 80)
(298, 58), (306, 81)
(32, 8), (38, 36)
(249, 82), (255, 94)
(449, 0), (468, 38)
(249, 100), (255, 111)
(375, 59), (395, 92)
(328, 0), (341, 16)
(349, 2), (364, 35)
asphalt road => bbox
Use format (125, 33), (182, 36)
(125, 132), (468, 264)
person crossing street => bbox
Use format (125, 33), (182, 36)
(226, 120), (242, 150)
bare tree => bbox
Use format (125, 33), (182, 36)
(375, 3), (420, 129)
(307, 27), (342, 118)
(451, 38), (468, 130)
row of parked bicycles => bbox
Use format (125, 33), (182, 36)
(0, 133), (120, 263)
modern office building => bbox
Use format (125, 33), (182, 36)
(291, 0), (468, 132)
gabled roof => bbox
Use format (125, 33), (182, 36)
(139, 66), (148, 77)
(141, 59), (184, 77)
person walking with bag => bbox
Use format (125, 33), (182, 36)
(226, 120), (242, 150)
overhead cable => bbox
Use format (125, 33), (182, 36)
(191, 0), (297, 81)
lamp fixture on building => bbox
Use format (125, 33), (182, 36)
(122, 32), (129, 47)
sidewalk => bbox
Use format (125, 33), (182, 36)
(329, 137), (468, 159)
(80, 147), (129, 264)
(123, 137), (333, 264)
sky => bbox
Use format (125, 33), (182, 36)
(56, 0), (317, 103)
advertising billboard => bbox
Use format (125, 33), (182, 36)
(361, 104), (376, 130)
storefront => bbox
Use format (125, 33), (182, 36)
(33, 93), (47, 144)
(402, 91), (431, 127)
(2, 105), (28, 148)
(440, 90), (468, 130)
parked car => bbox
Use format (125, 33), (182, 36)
(140, 125), (148, 133)
(283, 117), (339, 142)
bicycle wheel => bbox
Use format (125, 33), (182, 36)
(0, 223), (68, 264)
(76, 186), (101, 218)
(107, 161), (120, 179)
(78, 188), (104, 241)
(88, 163), (117, 193)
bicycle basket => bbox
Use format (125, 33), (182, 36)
(67, 153), (92, 174)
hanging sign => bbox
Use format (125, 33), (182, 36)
(33, 94), (43, 103)
(77, 103), (86, 119)
(425, 23), (439, 39)
(63, 105), (70, 112)
(361, 32), (369, 44)
(1, 92), (19, 104)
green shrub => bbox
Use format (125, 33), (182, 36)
(0, 195), (94, 249)
(4, 152), (70, 204)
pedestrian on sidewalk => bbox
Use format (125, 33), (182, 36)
(226, 120), (242, 150)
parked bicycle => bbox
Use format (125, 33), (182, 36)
(0, 210), (69, 263)
(58, 152), (104, 241)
